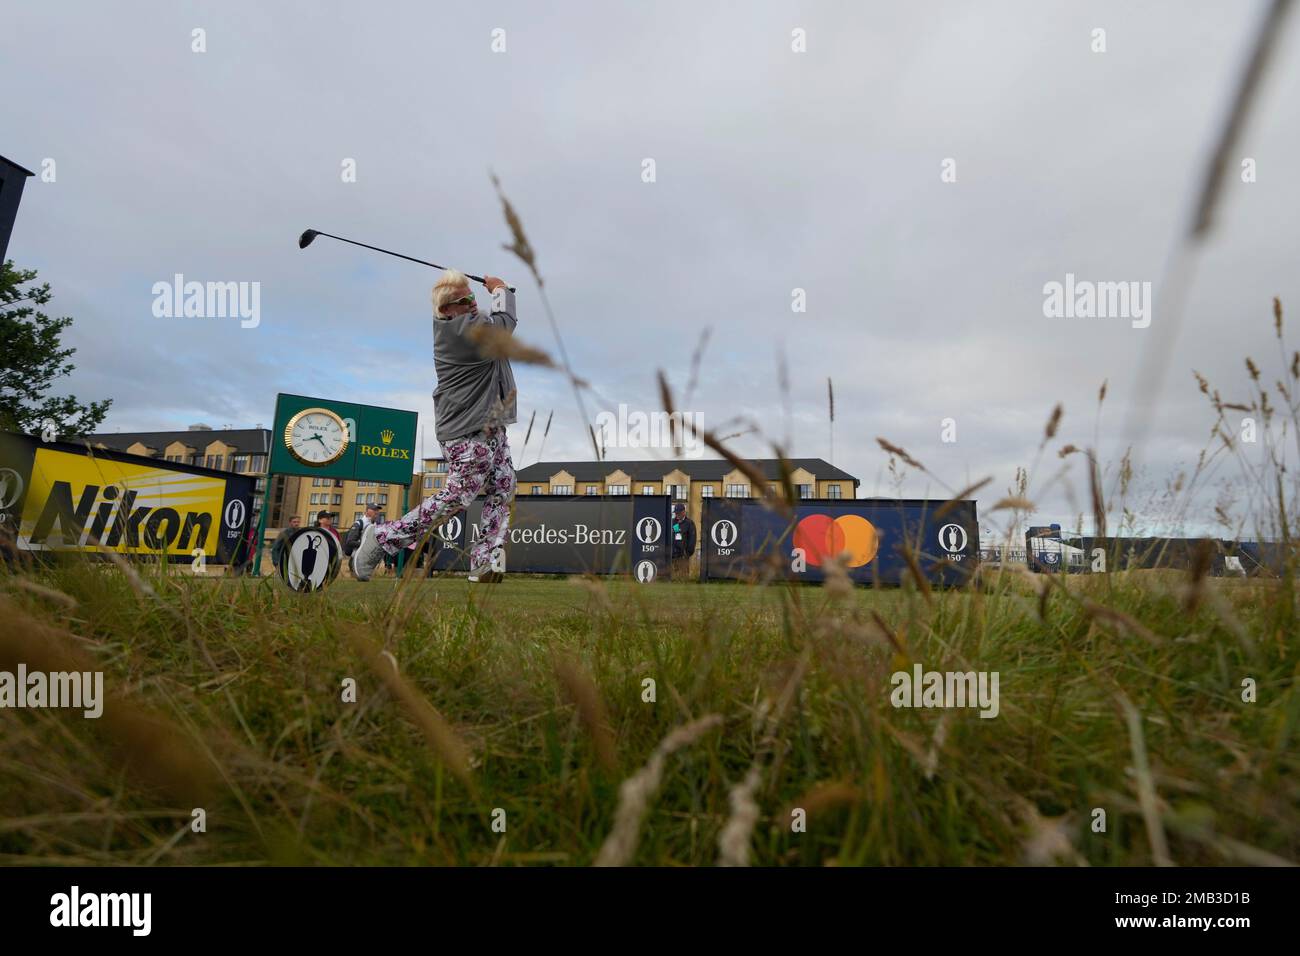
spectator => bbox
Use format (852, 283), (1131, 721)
(316, 511), (341, 546)
(670, 502), (696, 580)
(272, 515), (301, 569)
(342, 503), (381, 558)
(227, 520), (258, 576)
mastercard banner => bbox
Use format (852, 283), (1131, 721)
(700, 497), (979, 587)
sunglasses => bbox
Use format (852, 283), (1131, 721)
(450, 293), (476, 306)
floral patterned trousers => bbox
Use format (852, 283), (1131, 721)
(374, 426), (515, 569)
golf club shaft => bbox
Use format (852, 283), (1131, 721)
(310, 231), (516, 292)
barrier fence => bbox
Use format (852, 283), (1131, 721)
(417, 494), (673, 580)
(1026, 526), (1297, 576)
(699, 497), (980, 587)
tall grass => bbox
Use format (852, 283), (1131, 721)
(0, 538), (1294, 865)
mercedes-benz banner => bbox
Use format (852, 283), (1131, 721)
(420, 494), (672, 580)
(700, 497), (979, 587)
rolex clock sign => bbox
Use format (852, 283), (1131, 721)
(268, 394), (418, 484)
(284, 407), (349, 466)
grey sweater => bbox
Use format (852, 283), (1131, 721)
(432, 288), (519, 442)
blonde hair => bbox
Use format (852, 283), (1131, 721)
(432, 269), (471, 317)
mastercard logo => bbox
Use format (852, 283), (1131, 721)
(793, 514), (879, 567)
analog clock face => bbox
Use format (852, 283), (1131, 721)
(285, 408), (348, 466)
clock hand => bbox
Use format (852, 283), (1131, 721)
(310, 434), (327, 445)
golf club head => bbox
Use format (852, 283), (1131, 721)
(297, 229), (319, 249)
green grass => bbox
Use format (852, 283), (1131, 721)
(1, 560), (1295, 866)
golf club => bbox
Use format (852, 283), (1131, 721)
(297, 228), (516, 293)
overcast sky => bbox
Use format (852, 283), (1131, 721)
(4, 1), (1298, 539)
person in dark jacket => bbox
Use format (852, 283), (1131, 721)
(271, 515), (301, 569)
(343, 503), (381, 556)
(670, 502), (696, 579)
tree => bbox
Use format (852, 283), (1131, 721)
(0, 260), (112, 438)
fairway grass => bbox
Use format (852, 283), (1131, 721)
(1, 563), (1296, 866)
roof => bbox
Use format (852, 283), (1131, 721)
(0, 155), (36, 177)
(85, 428), (271, 454)
(515, 457), (859, 484)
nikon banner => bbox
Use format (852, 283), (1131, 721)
(0, 431), (254, 564)
(422, 495), (672, 580)
(700, 497), (980, 587)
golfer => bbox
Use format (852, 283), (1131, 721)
(352, 270), (517, 583)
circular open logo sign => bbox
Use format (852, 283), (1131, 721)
(710, 519), (737, 548)
(938, 523), (968, 554)
(636, 516), (662, 545)
(278, 527), (342, 592)
(438, 516), (462, 542)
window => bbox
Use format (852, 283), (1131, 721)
(310, 493), (319, 505)
(434, 462), (448, 473)
(700, 485), (714, 498)
(641, 485), (655, 495)
(250, 454), (266, 471)
(354, 512), (364, 524)
(355, 493), (365, 505)
(378, 494), (387, 505)
(308, 511), (318, 524)
(585, 485), (598, 495)
(231, 454), (250, 471)
(826, 484), (842, 499)
(335, 479), (344, 487)
(607, 484), (628, 495)
(333, 494), (342, 505)
(424, 477), (433, 489)
(551, 485), (572, 495)
(205, 454), (223, 470)
(672, 484), (687, 499)
(797, 484), (813, 499)
(726, 484), (750, 498)
(366, 493), (377, 504)
(531, 485), (542, 495)
(433, 477), (443, 489)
